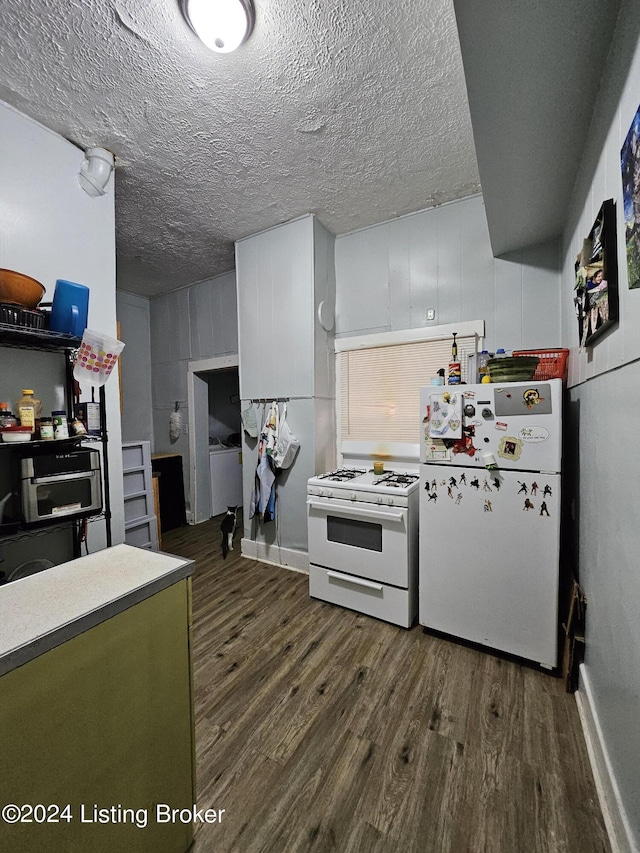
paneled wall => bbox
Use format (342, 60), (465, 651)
(236, 216), (336, 560)
(150, 271), (237, 507)
(236, 216), (315, 400)
(335, 195), (562, 351)
(117, 291), (153, 445)
(558, 4), (640, 849)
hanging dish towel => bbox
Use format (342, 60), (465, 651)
(249, 402), (279, 523)
(241, 402), (258, 438)
(263, 401), (280, 459)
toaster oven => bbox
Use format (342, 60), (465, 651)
(20, 448), (102, 525)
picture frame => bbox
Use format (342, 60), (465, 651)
(621, 103), (640, 289)
(573, 199), (619, 347)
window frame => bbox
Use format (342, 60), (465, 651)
(335, 320), (484, 464)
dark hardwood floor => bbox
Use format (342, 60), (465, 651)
(163, 519), (610, 853)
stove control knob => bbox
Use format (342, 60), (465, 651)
(386, 496), (395, 505)
(375, 495), (384, 504)
(350, 492), (357, 501)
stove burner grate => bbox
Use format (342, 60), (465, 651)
(317, 467), (366, 482)
(373, 472), (419, 487)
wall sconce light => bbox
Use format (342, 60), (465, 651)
(180, 0), (255, 53)
(79, 147), (115, 197)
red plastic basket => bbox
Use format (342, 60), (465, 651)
(512, 348), (569, 382)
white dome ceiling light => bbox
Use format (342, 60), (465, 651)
(180, 0), (255, 54)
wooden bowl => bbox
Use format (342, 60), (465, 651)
(0, 269), (46, 309)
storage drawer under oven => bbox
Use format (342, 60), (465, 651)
(309, 564), (416, 628)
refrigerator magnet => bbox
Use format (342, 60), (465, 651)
(425, 441), (450, 461)
(498, 436), (523, 461)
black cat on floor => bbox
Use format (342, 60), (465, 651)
(220, 506), (239, 559)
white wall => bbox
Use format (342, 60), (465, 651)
(117, 290), (153, 445)
(559, 3), (640, 848)
(0, 99), (122, 552)
(335, 195), (562, 349)
(150, 271), (237, 511)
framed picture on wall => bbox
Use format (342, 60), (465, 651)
(573, 199), (619, 348)
(621, 103), (640, 289)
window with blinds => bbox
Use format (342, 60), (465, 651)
(338, 331), (478, 444)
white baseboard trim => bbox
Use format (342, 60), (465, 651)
(576, 664), (637, 853)
(240, 538), (309, 575)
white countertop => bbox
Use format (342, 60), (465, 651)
(0, 544), (193, 677)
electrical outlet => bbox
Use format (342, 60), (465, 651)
(182, 423), (188, 435)
(427, 308), (436, 321)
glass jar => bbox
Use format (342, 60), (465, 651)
(70, 417), (87, 436)
(39, 418), (55, 441)
(0, 402), (19, 428)
(52, 410), (69, 440)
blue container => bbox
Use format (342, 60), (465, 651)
(48, 280), (89, 337)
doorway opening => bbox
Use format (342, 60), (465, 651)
(188, 356), (242, 524)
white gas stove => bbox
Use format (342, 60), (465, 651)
(307, 467), (419, 507)
(307, 465), (419, 627)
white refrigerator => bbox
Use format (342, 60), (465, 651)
(419, 379), (563, 668)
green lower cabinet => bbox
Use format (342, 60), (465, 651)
(0, 580), (195, 853)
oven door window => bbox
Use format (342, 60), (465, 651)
(326, 515), (383, 552)
(36, 479), (93, 517)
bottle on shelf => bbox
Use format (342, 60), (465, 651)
(477, 351), (491, 383)
(52, 410), (70, 440)
(17, 389), (42, 434)
(0, 403), (19, 428)
(448, 333), (461, 384)
(39, 417), (54, 441)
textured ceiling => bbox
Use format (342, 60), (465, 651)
(0, 0), (480, 297)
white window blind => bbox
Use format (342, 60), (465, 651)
(339, 333), (477, 444)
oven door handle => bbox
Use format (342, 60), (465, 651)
(32, 471), (94, 484)
(306, 499), (405, 522)
(327, 571), (384, 591)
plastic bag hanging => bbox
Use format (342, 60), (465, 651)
(170, 401), (182, 442)
(273, 403), (300, 469)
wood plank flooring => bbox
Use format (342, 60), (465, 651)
(163, 519), (610, 853)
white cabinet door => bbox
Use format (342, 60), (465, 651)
(209, 449), (243, 517)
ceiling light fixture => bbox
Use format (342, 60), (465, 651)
(78, 147), (115, 197)
(180, 0), (255, 53)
